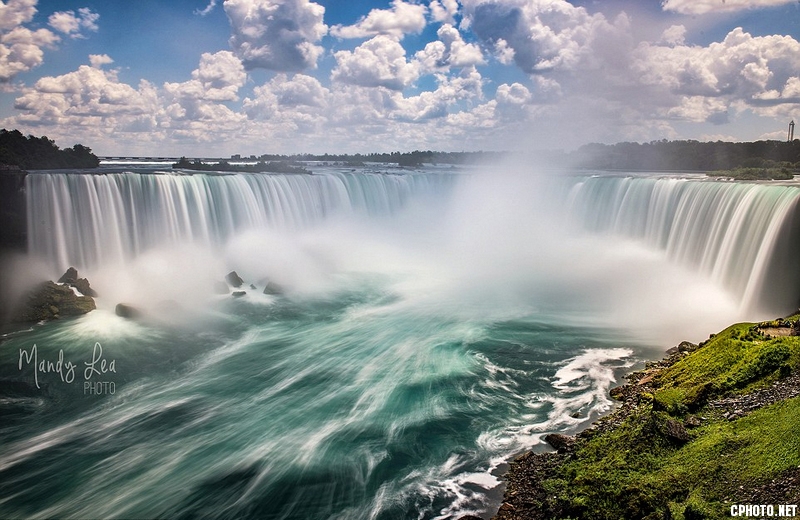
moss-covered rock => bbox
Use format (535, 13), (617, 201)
(13, 281), (96, 322)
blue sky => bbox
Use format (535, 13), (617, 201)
(0, 0), (798, 156)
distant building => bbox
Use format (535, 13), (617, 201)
(231, 154), (241, 160)
(789, 120), (795, 142)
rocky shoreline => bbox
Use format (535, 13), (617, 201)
(491, 320), (800, 520)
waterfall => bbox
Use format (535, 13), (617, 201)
(567, 176), (800, 314)
(26, 171), (456, 270)
(25, 170), (800, 315)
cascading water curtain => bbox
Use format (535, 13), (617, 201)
(566, 176), (800, 314)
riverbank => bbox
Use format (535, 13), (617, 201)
(492, 317), (800, 520)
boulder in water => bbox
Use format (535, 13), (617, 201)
(57, 267), (78, 284)
(71, 277), (98, 297)
(225, 271), (244, 288)
(13, 281), (96, 322)
(263, 281), (284, 295)
(232, 291), (246, 298)
(115, 303), (142, 319)
(55, 267), (98, 297)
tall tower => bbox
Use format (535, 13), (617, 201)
(790, 120), (795, 142)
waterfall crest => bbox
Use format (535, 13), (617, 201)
(27, 171), (454, 270)
(567, 176), (800, 313)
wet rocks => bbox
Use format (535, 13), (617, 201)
(56, 266), (98, 297)
(544, 433), (575, 453)
(263, 281), (284, 295)
(13, 281), (96, 322)
(115, 303), (142, 319)
(225, 271), (244, 288)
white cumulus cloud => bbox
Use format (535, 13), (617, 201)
(224, 0), (327, 71)
(461, 0), (631, 74)
(48, 7), (99, 39)
(662, 0), (796, 15)
(330, 0), (427, 39)
(89, 54), (113, 68)
(0, 0), (61, 82)
(415, 24), (484, 73)
(332, 35), (421, 90)
(429, 0), (459, 24)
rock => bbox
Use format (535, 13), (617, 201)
(232, 291), (246, 298)
(225, 271), (244, 288)
(610, 385), (626, 400)
(685, 415), (702, 428)
(263, 281), (284, 295)
(678, 341), (698, 353)
(13, 281), (96, 322)
(214, 281), (230, 294)
(665, 346), (679, 356)
(250, 284), (257, 290)
(544, 433), (575, 453)
(115, 303), (143, 319)
(71, 277), (98, 297)
(662, 418), (690, 443)
(57, 267), (79, 283)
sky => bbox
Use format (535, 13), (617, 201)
(0, 0), (798, 156)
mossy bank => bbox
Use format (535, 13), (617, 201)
(494, 317), (800, 520)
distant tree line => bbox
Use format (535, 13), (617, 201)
(173, 157), (310, 174)
(0, 129), (100, 169)
(570, 139), (800, 171)
(240, 150), (508, 166)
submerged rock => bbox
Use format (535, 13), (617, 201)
(225, 271), (244, 288)
(232, 291), (246, 298)
(263, 281), (284, 295)
(14, 281), (96, 322)
(115, 303), (142, 319)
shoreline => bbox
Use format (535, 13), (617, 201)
(489, 318), (800, 520)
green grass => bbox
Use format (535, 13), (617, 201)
(534, 318), (800, 520)
(652, 320), (800, 410)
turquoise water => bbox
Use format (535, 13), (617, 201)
(2, 165), (791, 518)
(1, 279), (639, 519)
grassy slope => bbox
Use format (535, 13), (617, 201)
(538, 318), (800, 520)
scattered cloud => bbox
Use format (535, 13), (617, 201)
(224, 0), (327, 71)
(330, 0), (427, 40)
(332, 35), (421, 90)
(48, 7), (99, 38)
(429, 0), (458, 24)
(461, 0), (632, 74)
(662, 0), (796, 15)
(194, 0), (218, 16)
(0, 0), (59, 82)
(415, 24), (484, 73)
(2, 0), (798, 154)
(89, 54), (113, 68)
